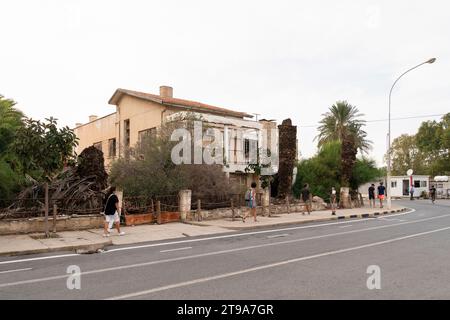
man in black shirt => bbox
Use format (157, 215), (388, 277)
(430, 185), (437, 204)
(377, 182), (386, 208)
(368, 184), (375, 208)
(103, 186), (125, 237)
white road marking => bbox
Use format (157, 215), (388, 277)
(267, 234), (289, 239)
(338, 225), (353, 228)
(160, 247), (192, 253)
(0, 268), (32, 274)
(103, 209), (416, 254)
(0, 254), (79, 266)
(0, 211), (446, 290)
(106, 225), (450, 300)
(0, 209), (415, 266)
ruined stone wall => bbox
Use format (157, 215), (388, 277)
(277, 119), (297, 199)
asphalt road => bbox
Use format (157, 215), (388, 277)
(1, 200), (450, 300)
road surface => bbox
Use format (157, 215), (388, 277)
(0, 200), (449, 299)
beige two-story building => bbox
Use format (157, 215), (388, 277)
(74, 86), (278, 186)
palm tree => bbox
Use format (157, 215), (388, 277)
(316, 101), (371, 153)
(317, 101), (372, 192)
(0, 95), (24, 154)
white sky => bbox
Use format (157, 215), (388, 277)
(1, 0), (449, 166)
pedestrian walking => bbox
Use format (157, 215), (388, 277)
(330, 187), (337, 215)
(377, 182), (386, 208)
(243, 182), (258, 223)
(103, 186), (125, 237)
(430, 185), (437, 204)
(368, 184), (376, 208)
(301, 183), (312, 215)
(410, 186), (415, 200)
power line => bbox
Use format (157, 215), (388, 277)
(298, 113), (446, 128)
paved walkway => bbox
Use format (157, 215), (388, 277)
(187, 205), (407, 230)
(0, 205), (408, 257)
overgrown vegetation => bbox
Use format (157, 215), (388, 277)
(390, 113), (450, 176)
(293, 142), (381, 202)
(109, 115), (240, 197)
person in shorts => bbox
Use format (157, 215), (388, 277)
(103, 186), (125, 237)
(330, 187), (337, 215)
(301, 183), (312, 215)
(243, 182), (258, 223)
(377, 182), (386, 208)
(368, 184), (376, 208)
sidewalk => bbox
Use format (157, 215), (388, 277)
(0, 205), (408, 257)
(186, 205), (407, 230)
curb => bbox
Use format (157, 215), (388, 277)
(186, 207), (411, 231)
(0, 239), (112, 257)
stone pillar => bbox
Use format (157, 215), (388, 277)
(179, 189), (192, 221)
(262, 188), (270, 216)
(339, 187), (351, 209)
(277, 119), (297, 199)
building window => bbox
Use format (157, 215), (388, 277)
(244, 139), (250, 159)
(93, 142), (102, 152)
(124, 119), (130, 147)
(108, 138), (116, 158)
(244, 138), (258, 162)
(414, 180), (421, 188)
(391, 181), (397, 188)
(421, 181), (427, 188)
(138, 127), (157, 143)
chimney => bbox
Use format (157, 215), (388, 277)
(89, 115), (98, 122)
(159, 86), (173, 98)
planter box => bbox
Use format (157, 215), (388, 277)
(158, 211), (181, 224)
(124, 213), (154, 226)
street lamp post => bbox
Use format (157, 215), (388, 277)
(387, 58), (436, 209)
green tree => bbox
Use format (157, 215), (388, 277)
(416, 113), (450, 175)
(12, 117), (79, 181)
(316, 101), (372, 187)
(0, 95), (24, 154)
(317, 101), (371, 153)
(390, 134), (428, 175)
(0, 95), (24, 199)
(293, 141), (381, 202)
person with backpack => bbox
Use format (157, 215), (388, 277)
(243, 182), (258, 223)
(103, 186), (125, 237)
(301, 183), (312, 215)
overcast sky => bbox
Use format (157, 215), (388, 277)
(1, 0), (449, 167)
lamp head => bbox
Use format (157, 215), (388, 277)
(427, 58), (437, 64)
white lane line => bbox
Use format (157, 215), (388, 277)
(104, 209), (416, 254)
(106, 225), (450, 300)
(160, 247), (192, 253)
(0, 209), (415, 265)
(0, 211), (445, 289)
(267, 234), (289, 239)
(0, 254), (79, 266)
(338, 225), (353, 228)
(0, 268), (32, 274)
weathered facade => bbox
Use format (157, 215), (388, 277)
(74, 86), (278, 188)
